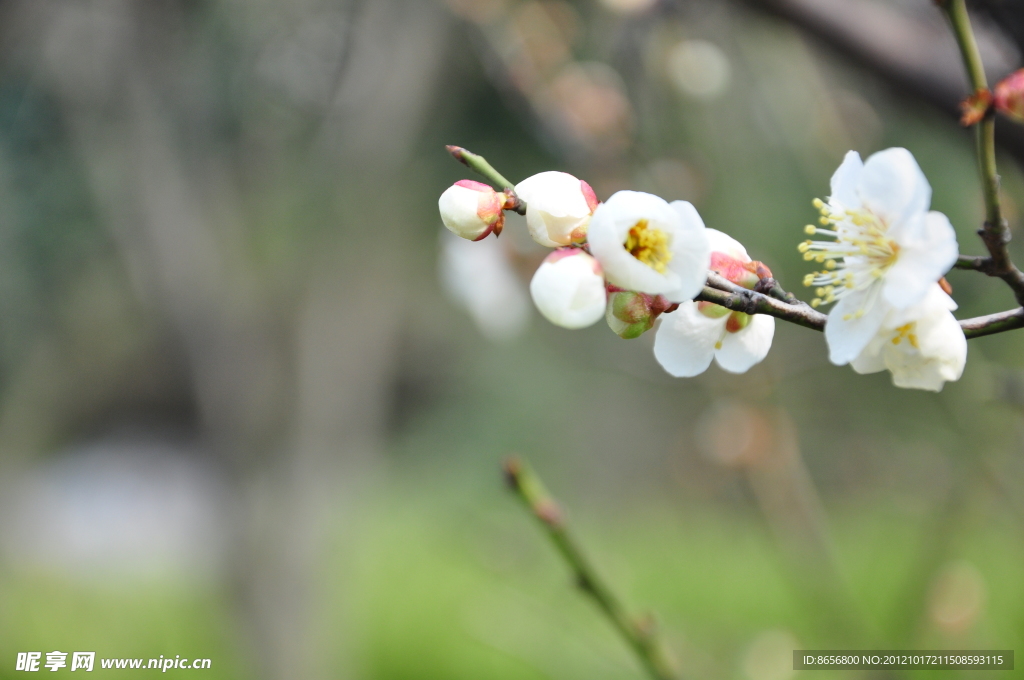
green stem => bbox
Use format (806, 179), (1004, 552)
(503, 458), (680, 680)
(942, 0), (1024, 304)
(446, 145), (526, 214)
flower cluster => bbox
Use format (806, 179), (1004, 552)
(440, 146), (968, 390)
(799, 148), (965, 391)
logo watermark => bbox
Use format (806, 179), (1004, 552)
(16, 653), (211, 672)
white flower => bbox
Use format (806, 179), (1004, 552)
(439, 229), (529, 341)
(653, 230), (774, 377)
(439, 180), (506, 241)
(850, 284), (966, 392)
(654, 301), (775, 377)
(514, 171), (599, 247)
(800, 148), (959, 365)
(587, 191), (710, 302)
(530, 249), (607, 329)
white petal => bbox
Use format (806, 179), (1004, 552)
(857, 147), (931, 228)
(824, 284), (890, 365)
(882, 211), (959, 308)
(665, 201), (712, 301)
(653, 302), (724, 377)
(829, 150), (863, 210)
(714, 314), (775, 373)
(913, 305), (967, 381)
(703, 227), (749, 261)
(850, 340), (886, 375)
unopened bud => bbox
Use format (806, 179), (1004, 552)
(995, 71), (1024, 123)
(530, 249), (607, 329)
(514, 171), (599, 247)
(725, 311), (752, 333)
(439, 179), (507, 241)
(606, 290), (674, 339)
(710, 252), (760, 289)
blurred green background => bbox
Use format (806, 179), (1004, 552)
(0, 0), (1022, 678)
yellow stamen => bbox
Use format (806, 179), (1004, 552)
(624, 219), (672, 273)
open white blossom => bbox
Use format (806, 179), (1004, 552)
(654, 301), (775, 377)
(850, 284), (966, 392)
(800, 148), (959, 365)
(514, 171), (599, 247)
(587, 191), (710, 302)
(439, 180), (506, 241)
(653, 230), (774, 377)
(529, 249), (607, 329)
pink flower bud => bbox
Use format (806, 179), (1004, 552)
(995, 70), (1024, 123)
(439, 180), (507, 241)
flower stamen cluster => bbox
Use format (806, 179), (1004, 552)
(624, 219), (672, 273)
(800, 198), (900, 312)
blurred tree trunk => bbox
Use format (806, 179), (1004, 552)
(0, 0), (452, 677)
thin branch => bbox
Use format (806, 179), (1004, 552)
(503, 458), (681, 680)
(696, 284), (827, 332)
(954, 253), (989, 271)
(959, 307), (1024, 338)
(446, 145), (526, 214)
(941, 0), (1024, 306)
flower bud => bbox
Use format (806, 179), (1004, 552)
(710, 252), (760, 289)
(514, 171), (599, 247)
(605, 290), (675, 339)
(439, 180), (507, 241)
(995, 70), (1024, 122)
(529, 249), (606, 329)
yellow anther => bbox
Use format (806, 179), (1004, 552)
(811, 298), (822, 308)
(803, 274), (814, 286)
(803, 252), (814, 261)
(819, 216), (830, 225)
(815, 287), (825, 297)
(805, 225), (817, 235)
(825, 259), (837, 269)
(797, 242), (809, 253)
(624, 219), (672, 273)
(812, 198), (825, 209)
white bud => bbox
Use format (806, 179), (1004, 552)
(514, 171), (599, 247)
(529, 250), (607, 329)
(439, 180), (506, 241)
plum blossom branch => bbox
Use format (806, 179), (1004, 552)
(941, 0), (1024, 306)
(444, 145), (1024, 341)
(503, 457), (681, 680)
